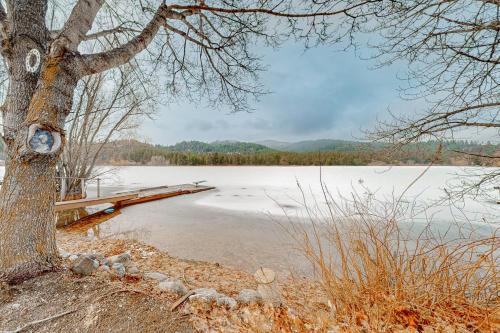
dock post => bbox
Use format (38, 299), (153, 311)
(97, 178), (101, 198)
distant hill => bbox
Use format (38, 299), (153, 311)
(166, 140), (272, 153)
(92, 138), (499, 167)
(256, 139), (384, 152)
(256, 140), (292, 151)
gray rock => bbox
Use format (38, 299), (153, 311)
(189, 288), (219, 302)
(127, 266), (140, 274)
(108, 253), (132, 266)
(88, 253), (105, 263)
(236, 289), (262, 305)
(216, 295), (237, 310)
(98, 265), (110, 272)
(101, 258), (110, 267)
(144, 272), (168, 281)
(71, 256), (98, 276)
(189, 288), (237, 309)
(112, 263), (126, 278)
(158, 279), (188, 296)
(69, 254), (79, 261)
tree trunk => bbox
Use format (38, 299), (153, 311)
(0, 0), (167, 283)
(0, 1), (82, 282)
(0, 154), (59, 282)
(0, 52), (78, 282)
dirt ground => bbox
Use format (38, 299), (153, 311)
(0, 231), (331, 333)
(0, 272), (193, 333)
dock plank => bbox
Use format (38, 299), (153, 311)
(118, 185), (215, 207)
(55, 193), (138, 212)
(55, 184), (215, 212)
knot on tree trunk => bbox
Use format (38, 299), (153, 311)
(27, 123), (63, 154)
(16, 123), (64, 162)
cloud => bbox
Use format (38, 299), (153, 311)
(185, 120), (214, 132)
(141, 41), (418, 144)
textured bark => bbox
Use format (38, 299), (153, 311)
(0, 0), (78, 283)
(0, 153), (59, 282)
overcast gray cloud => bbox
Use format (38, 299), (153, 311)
(139, 42), (421, 145)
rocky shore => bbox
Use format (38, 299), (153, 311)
(0, 230), (331, 332)
(4, 229), (494, 332)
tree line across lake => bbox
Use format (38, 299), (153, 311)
(95, 139), (499, 167)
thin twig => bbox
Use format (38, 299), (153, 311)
(5, 309), (77, 333)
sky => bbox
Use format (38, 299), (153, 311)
(139, 42), (422, 145)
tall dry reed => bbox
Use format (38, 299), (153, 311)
(284, 180), (499, 332)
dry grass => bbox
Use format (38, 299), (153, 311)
(285, 181), (500, 332)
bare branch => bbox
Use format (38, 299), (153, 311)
(168, 2), (375, 18)
(83, 26), (139, 41)
(58, 0), (105, 50)
(77, 3), (170, 75)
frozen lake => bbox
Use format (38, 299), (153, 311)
(82, 165), (498, 274)
(2, 165), (498, 274)
(94, 165), (499, 221)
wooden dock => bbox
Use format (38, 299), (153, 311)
(55, 193), (138, 212)
(114, 184), (215, 208)
(55, 184), (215, 212)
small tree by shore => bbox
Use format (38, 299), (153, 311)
(59, 65), (155, 201)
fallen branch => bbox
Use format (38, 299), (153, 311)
(170, 290), (195, 312)
(6, 309), (77, 333)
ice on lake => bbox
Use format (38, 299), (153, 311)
(94, 165), (499, 222)
(1, 165), (497, 274)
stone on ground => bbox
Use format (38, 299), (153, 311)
(112, 263), (126, 278)
(236, 289), (262, 305)
(189, 288), (237, 309)
(108, 253), (132, 266)
(189, 288), (219, 302)
(216, 295), (237, 310)
(127, 266), (140, 274)
(158, 279), (188, 296)
(144, 272), (168, 281)
(88, 253), (105, 263)
(59, 248), (70, 259)
(98, 265), (111, 272)
(71, 256), (98, 276)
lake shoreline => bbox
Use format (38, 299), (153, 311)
(74, 165), (498, 275)
(81, 191), (314, 276)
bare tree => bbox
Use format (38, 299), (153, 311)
(357, 1), (499, 198)
(0, 0), (376, 282)
(59, 65), (155, 201)
(0, 0), (495, 283)
(363, 1), (499, 144)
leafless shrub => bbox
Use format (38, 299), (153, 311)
(59, 64), (155, 199)
(285, 180), (499, 331)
